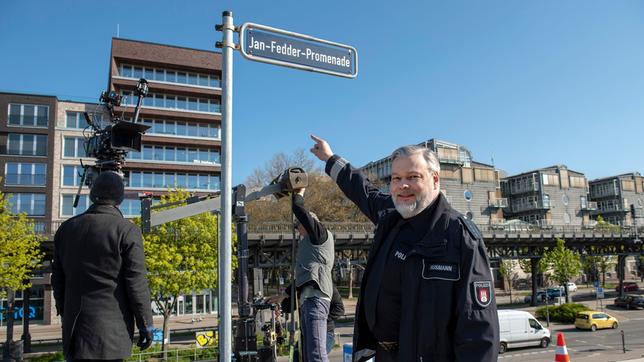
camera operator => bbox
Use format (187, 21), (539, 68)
(52, 171), (154, 361)
(281, 283), (344, 356)
(291, 187), (335, 362)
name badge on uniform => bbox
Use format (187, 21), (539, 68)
(421, 260), (460, 281)
(472, 281), (493, 308)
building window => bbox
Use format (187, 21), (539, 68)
(126, 170), (219, 191)
(581, 196), (588, 209)
(4, 163), (47, 186)
(61, 194), (90, 216)
(127, 145), (219, 164)
(119, 199), (141, 217)
(3, 285), (46, 323)
(8, 193), (46, 216)
(65, 111), (102, 129)
(119, 64), (221, 88)
(562, 194), (569, 206)
(7, 134), (48, 156)
(62, 165), (84, 186)
(8, 104), (49, 127)
(63, 137), (87, 158)
(121, 91), (221, 114)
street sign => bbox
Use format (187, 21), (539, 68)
(196, 331), (217, 348)
(152, 328), (165, 344)
(239, 23), (358, 78)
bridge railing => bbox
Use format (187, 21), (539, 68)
(33, 219), (644, 240)
(248, 222), (376, 234)
(248, 222), (643, 239)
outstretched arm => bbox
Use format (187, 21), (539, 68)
(292, 187), (328, 245)
(310, 134), (393, 224)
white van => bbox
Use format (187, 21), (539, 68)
(497, 310), (550, 354)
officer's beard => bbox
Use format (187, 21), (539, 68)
(393, 193), (432, 219)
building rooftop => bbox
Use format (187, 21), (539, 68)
(589, 171), (642, 183)
(112, 37), (221, 55)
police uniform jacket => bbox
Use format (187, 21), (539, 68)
(51, 204), (153, 359)
(325, 155), (500, 362)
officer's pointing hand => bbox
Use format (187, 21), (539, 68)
(310, 134), (333, 162)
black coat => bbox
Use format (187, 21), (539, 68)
(51, 204), (153, 359)
(325, 155), (500, 362)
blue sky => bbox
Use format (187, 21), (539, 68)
(1, 1), (643, 184)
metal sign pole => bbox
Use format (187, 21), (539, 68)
(219, 10), (234, 362)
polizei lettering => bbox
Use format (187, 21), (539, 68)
(247, 35), (351, 69)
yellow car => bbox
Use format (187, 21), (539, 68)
(574, 311), (619, 331)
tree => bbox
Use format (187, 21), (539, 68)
(518, 257), (549, 289)
(594, 215), (621, 233)
(584, 255), (617, 287)
(244, 151), (370, 224)
(542, 239), (582, 303)
(138, 189), (232, 353)
(499, 260), (517, 302)
(0, 190), (43, 358)
(245, 149), (318, 189)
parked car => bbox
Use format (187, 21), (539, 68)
(575, 311), (619, 331)
(614, 295), (644, 310)
(498, 310), (550, 354)
(546, 288), (566, 300)
(616, 282), (640, 292)
(564, 282), (577, 292)
(524, 288), (567, 303)
(524, 291), (547, 304)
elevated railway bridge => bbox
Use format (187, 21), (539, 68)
(247, 222), (643, 265)
(39, 221), (642, 304)
(246, 222), (643, 304)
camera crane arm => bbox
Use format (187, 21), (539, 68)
(141, 168), (307, 231)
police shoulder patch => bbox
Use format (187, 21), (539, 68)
(472, 280), (493, 308)
(459, 215), (483, 241)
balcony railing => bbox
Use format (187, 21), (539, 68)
(581, 201), (598, 211)
(590, 188), (619, 198)
(592, 205), (627, 214)
(489, 198), (508, 208)
(438, 157), (464, 165)
(507, 184), (539, 195)
(510, 200), (551, 213)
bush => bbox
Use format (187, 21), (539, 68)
(27, 351), (65, 362)
(535, 303), (590, 323)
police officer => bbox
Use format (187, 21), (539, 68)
(52, 171), (154, 361)
(310, 135), (499, 362)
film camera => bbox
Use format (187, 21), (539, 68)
(73, 78), (150, 206)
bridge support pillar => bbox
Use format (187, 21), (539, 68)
(530, 257), (540, 307)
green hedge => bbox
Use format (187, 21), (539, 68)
(535, 303), (590, 323)
(27, 351), (65, 362)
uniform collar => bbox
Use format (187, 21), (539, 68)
(400, 193), (446, 232)
(86, 203), (124, 217)
(399, 194), (452, 247)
